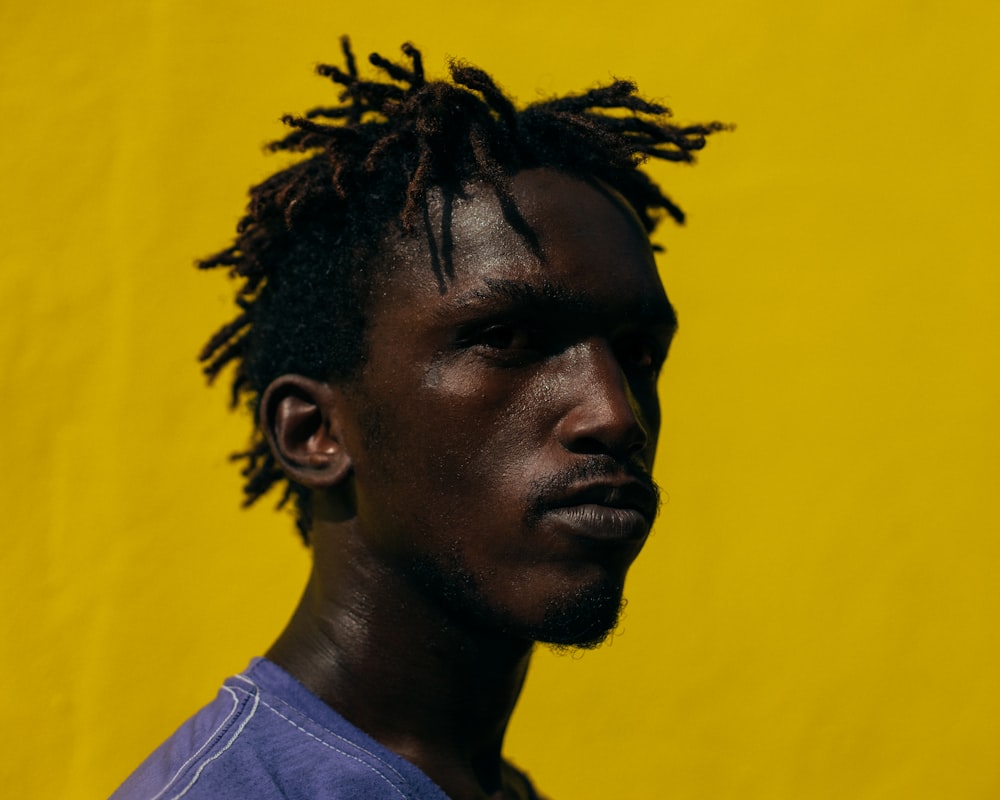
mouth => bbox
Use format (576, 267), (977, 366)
(542, 480), (659, 542)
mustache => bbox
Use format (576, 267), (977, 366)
(526, 457), (661, 521)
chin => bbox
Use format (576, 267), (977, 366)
(528, 578), (628, 649)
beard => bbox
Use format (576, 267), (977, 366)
(535, 578), (627, 649)
(405, 550), (628, 649)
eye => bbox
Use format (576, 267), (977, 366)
(457, 321), (551, 367)
(473, 323), (537, 352)
(477, 323), (521, 350)
(616, 333), (665, 374)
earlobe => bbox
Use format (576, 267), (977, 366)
(260, 375), (353, 489)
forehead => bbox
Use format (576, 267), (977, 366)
(373, 168), (673, 328)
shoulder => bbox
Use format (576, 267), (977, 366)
(110, 660), (450, 800)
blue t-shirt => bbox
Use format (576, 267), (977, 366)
(111, 658), (537, 799)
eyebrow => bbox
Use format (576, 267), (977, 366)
(447, 278), (678, 331)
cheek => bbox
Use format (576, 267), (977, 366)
(355, 352), (570, 518)
(403, 373), (552, 494)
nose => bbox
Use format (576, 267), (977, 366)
(556, 338), (650, 460)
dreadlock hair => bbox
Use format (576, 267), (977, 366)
(199, 37), (726, 543)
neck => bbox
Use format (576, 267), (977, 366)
(266, 518), (535, 800)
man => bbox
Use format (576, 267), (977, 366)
(112, 38), (722, 800)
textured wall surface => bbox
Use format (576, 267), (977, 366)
(2, 2), (998, 797)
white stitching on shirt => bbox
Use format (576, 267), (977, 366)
(167, 688), (260, 799)
(146, 686), (243, 800)
(144, 668), (431, 800)
(252, 689), (416, 786)
(238, 670), (415, 790)
(257, 699), (410, 799)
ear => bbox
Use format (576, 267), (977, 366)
(259, 375), (353, 489)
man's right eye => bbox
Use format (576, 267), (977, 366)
(460, 323), (547, 363)
(476, 324), (522, 350)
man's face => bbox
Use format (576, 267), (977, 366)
(339, 169), (676, 647)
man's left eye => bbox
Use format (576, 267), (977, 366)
(616, 335), (663, 373)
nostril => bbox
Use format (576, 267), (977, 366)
(563, 420), (647, 461)
(626, 422), (649, 454)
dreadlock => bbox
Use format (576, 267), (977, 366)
(199, 37), (725, 542)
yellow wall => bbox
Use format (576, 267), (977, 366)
(2, 2), (998, 797)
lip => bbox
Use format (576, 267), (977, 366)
(544, 504), (651, 541)
(543, 480), (659, 542)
